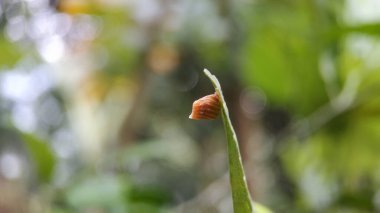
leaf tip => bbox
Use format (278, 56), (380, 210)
(203, 68), (211, 75)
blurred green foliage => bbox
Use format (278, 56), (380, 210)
(0, 36), (22, 67)
(241, 3), (328, 114)
(0, 0), (380, 212)
(22, 134), (56, 183)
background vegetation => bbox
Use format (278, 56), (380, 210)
(1, 0), (380, 212)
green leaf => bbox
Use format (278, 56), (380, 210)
(203, 69), (272, 213)
(21, 134), (56, 183)
(0, 36), (22, 68)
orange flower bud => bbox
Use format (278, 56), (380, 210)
(189, 92), (221, 120)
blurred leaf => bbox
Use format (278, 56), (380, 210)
(128, 185), (171, 206)
(121, 136), (199, 169)
(21, 134), (56, 183)
(66, 175), (129, 212)
(282, 102), (380, 211)
(241, 3), (328, 114)
(342, 23), (380, 37)
(0, 36), (22, 68)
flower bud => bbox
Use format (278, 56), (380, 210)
(189, 92), (221, 120)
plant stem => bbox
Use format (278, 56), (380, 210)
(203, 69), (254, 213)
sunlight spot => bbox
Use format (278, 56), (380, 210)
(0, 152), (23, 180)
(5, 16), (25, 42)
(128, 0), (161, 24)
(38, 35), (66, 63)
(12, 104), (36, 132)
(0, 71), (36, 102)
(345, 0), (380, 24)
(52, 129), (77, 159)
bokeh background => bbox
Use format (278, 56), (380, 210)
(1, 0), (380, 212)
